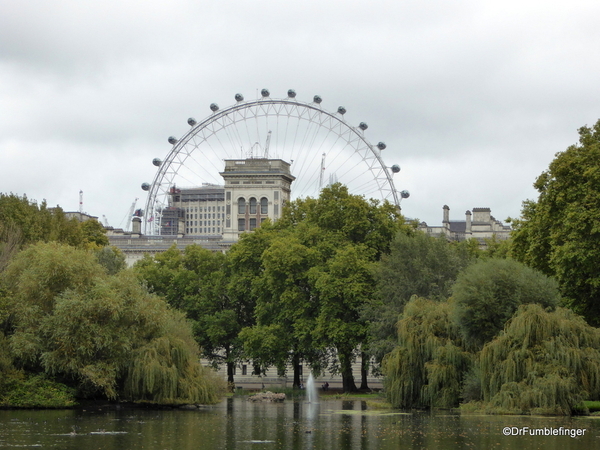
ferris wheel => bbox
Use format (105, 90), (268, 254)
(141, 89), (409, 235)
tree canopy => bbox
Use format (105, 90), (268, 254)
(365, 231), (472, 365)
(1, 242), (223, 404)
(239, 183), (404, 391)
(510, 120), (600, 325)
(480, 304), (600, 415)
(452, 258), (561, 350)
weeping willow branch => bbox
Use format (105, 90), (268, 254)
(383, 297), (471, 409)
(479, 304), (600, 415)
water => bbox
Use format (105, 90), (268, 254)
(306, 373), (318, 404)
(0, 398), (598, 449)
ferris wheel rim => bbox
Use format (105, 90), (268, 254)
(143, 95), (402, 235)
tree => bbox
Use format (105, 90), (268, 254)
(241, 227), (322, 388)
(0, 193), (84, 247)
(452, 258), (561, 350)
(80, 219), (109, 248)
(365, 231), (472, 367)
(239, 184), (403, 392)
(510, 120), (600, 325)
(1, 242), (223, 404)
(479, 304), (600, 415)
(383, 297), (470, 409)
(95, 246), (127, 275)
(135, 245), (244, 383)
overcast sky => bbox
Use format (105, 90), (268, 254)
(1, 0), (599, 230)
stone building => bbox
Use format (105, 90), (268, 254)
(220, 158), (295, 241)
(108, 157), (295, 265)
(418, 205), (511, 244)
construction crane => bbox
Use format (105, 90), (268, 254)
(120, 198), (138, 231)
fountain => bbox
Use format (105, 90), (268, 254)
(306, 373), (318, 404)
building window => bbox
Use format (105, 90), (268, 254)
(249, 197), (257, 214)
(238, 197), (246, 215)
(238, 218), (245, 231)
(260, 197), (268, 215)
(242, 365), (247, 375)
(249, 218), (256, 231)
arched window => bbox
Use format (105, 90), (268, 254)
(260, 197), (268, 215)
(249, 197), (257, 214)
(238, 197), (246, 215)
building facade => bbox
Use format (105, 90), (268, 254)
(418, 205), (511, 244)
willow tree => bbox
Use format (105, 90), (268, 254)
(479, 304), (600, 415)
(383, 297), (470, 409)
(2, 242), (224, 404)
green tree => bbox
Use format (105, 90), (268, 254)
(511, 120), (600, 325)
(239, 184), (403, 392)
(383, 297), (470, 409)
(242, 228), (322, 388)
(452, 258), (561, 350)
(479, 304), (600, 415)
(365, 231), (472, 366)
(135, 242), (258, 386)
(80, 219), (109, 248)
(95, 246), (127, 275)
(1, 242), (223, 404)
(0, 193), (84, 248)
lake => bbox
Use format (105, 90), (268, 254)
(0, 397), (598, 449)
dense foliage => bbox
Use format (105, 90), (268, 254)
(480, 304), (600, 415)
(135, 243), (251, 385)
(240, 184), (404, 391)
(383, 297), (470, 409)
(510, 120), (600, 325)
(1, 242), (224, 405)
(365, 231), (472, 365)
(452, 258), (561, 350)
(383, 259), (567, 411)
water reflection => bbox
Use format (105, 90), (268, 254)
(0, 398), (598, 449)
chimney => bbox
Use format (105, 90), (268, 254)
(465, 210), (472, 234)
(443, 205), (450, 223)
(132, 217), (142, 235)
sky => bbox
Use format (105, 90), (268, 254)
(1, 0), (599, 230)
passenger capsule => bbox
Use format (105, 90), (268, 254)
(261, 89), (270, 97)
(210, 103), (219, 112)
(377, 142), (386, 150)
(152, 158), (162, 167)
(401, 190), (410, 199)
(287, 89), (296, 98)
(235, 93), (244, 102)
(187, 117), (197, 126)
(337, 106), (346, 115)
(391, 164), (400, 173)
(313, 95), (322, 104)
(359, 122), (368, 131)
(141, 182), (151, 191)
(168, 136), (178, 145)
